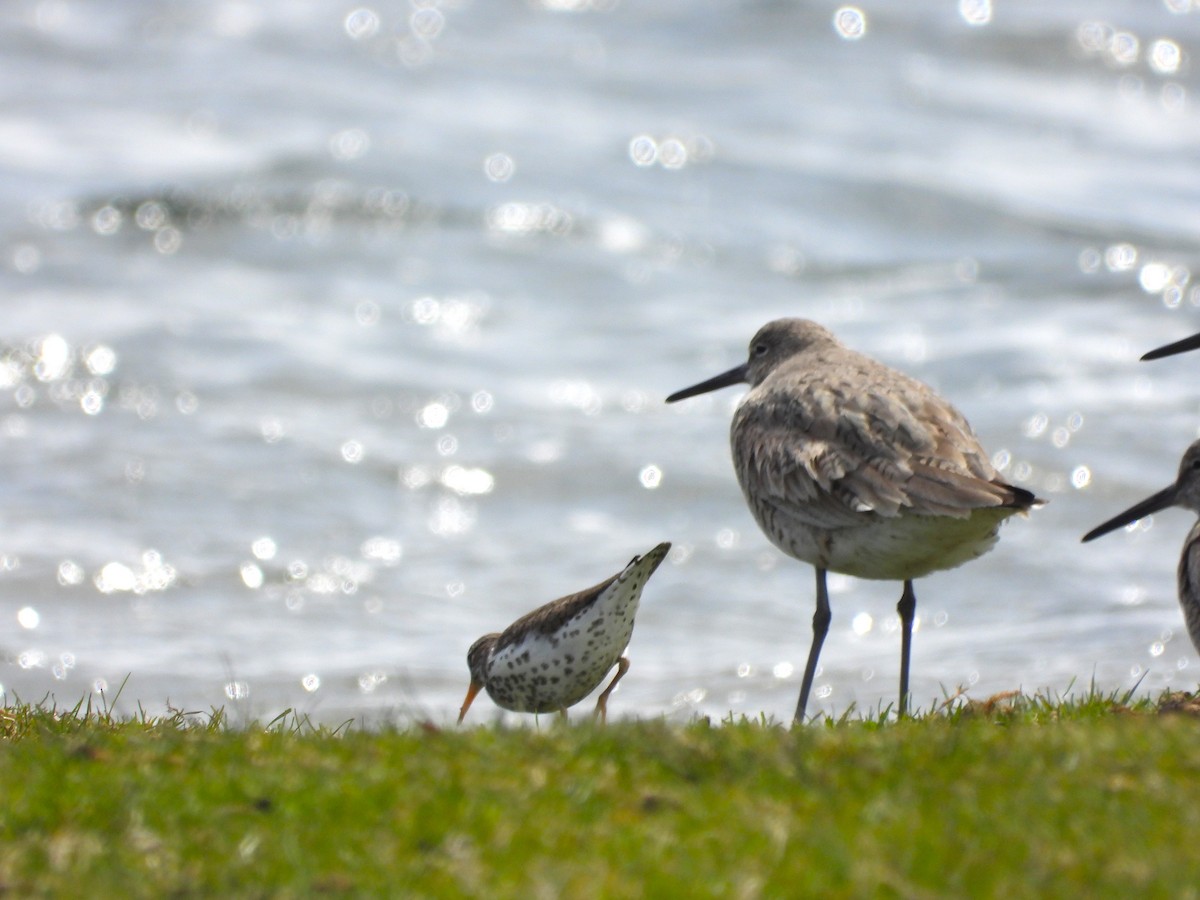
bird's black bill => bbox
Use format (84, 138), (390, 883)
(1142, 332), (1200, 361)
(665, 364), (748, 403)
(1081, 483), (1179, 542)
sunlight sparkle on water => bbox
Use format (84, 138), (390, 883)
(638, 464), (662, 489)
(361, 536), (402, 563)
(355, 300), (381, 327)
(252, 537), (277, 560)
(471, 390), (493, 413)
(958, 0), (991, 26)
(486, 202), (571, 236)
(240, 563), (264, 589)
(417, 402), (449, 429)
(84, 344), (117, 375)
(17, 607), (39, 629)
(329, 128), (370, 162)
(484, 152), (515, 183)
(851, 611), (872, 636)
(52, 655), (73, 680)
(549, 380), (602, 415)
(154, 228), (182, 255)
(833, 7), (866, 40)
(406, 295), (488, 334)
(94, 551), (177, 594)
(627, 134), (713, 170)
(344, 7), (380, 40)
(526, 439), (563, 464)
(358, 671), (387, 693)
(429, 496), (476, 536)
(35, 334), (71, 381)
(1105, 243), (1138, 272)
(92, 205), (121, 236)
(57, 560), (85, 586)
(716, 528), (739, 550)
(261, 418), (285, 443)
(440, 465), (494, 496)
(225, 681), (250, 701)
(1150, 39), (1182, 75)
(402, 465), (432, 489)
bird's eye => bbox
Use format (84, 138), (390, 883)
(1192, 457), (1200, 470)
(753, 343), (768, 357)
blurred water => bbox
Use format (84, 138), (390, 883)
(4, 0), (1200, 725)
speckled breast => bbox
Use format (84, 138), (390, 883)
(483, 590), (640, 714)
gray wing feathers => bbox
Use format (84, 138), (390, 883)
(493, 572), (618, 651)
(1177, 527), (1200, 652)
(734, 357), (1016, 524)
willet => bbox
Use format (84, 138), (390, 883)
(666, 318), (1039, 722)
(1082, 441), (1200, 654)
(1142, 333), (1200, 361)
(457, 542), (671, 724)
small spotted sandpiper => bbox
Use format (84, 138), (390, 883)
(457, 542), (671, 723)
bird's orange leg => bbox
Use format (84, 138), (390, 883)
(594, 657), (630, 723)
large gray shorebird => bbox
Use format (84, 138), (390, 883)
(458, 542), (670, 724)
(1082, 441), (1200, 654)
(667, 318), (1039, 722)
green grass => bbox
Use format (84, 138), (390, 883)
(3, 687), (1200, 897)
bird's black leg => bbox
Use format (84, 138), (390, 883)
(794, 567), (832, 725)
(897, 579), (917, 717)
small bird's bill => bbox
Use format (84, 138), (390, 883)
(457, 680), (483, 725)
(1142, 332), (1200, 361)
(665, 363), (748, 403)
(1081, 483), (1179, 542)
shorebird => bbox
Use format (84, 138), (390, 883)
(457, 542), (671, 724)
(666, 318), (1039, 723)
(1142, 333), (1200, 361)
(1082, 441), (1200, 654)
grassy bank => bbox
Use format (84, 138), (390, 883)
(2, 690), (1199, 897)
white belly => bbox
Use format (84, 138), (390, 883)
(756, 504), (1017, 581)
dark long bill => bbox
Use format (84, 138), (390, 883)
(1081, 483), (1179, 542)
(1142, 331), (1200, 361)
(665, 363), (748, 403)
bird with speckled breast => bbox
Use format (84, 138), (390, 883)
(458, 542), (671, 723)
(667, 318), (1040, 723)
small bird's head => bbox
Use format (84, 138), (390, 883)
(665, 318), (838, 402)
(457, 633), (499, 725)
(1082, 439), (1200, 542)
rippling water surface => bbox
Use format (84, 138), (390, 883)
(4, 1), (1200, 725)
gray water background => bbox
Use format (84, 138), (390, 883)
(4, 0), (1200, 725)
